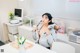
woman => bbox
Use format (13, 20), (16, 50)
(33, 13), (59, 49)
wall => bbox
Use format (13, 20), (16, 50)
(32, 0), (66, 18)
(66, 0), (80, 19)
(17, 0), (32, 16)
(31, 0), (80, 18)
(0, 0), (17, 42)
(17, 0), (80, 20)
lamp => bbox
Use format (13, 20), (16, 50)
(19, 0), (24, 1)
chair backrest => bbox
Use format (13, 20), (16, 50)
(51, 42), (75, 53)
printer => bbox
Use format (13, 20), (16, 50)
(69, 30), (80, 44)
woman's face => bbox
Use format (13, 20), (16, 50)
(42, 15), (50, 25)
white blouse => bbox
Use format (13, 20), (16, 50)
(33, 24), (57, 48)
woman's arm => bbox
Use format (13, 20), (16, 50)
(32, 31), (39, 43)
(47, 30), (57, 48)
(48, 24), (57, 41)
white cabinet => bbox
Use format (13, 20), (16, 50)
(8, 24), (18, 35)
(56, 33), (80, 53)
(5, 22), (22, 41)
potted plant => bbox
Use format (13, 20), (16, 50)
(17, 36), (26, 45)
(9, 12), (14, 20)
(17, 36), (26, 53)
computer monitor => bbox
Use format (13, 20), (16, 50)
(14, 8), (23, 17)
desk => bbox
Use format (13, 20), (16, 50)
(0, 40), (56, 53)
(18, 25), (34, 42)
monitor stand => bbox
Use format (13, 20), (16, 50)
(14, 16), (23, 22)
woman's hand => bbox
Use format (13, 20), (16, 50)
(32, 25), (38, 32)
(54, 25), (60, 31)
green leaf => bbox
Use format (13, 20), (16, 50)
(22, 38), (26, 45)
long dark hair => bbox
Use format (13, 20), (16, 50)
(42, 13), (54, 25)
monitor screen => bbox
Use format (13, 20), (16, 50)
(14, 9), (22, 17)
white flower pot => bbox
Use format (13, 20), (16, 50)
(19, 45), (26, 53)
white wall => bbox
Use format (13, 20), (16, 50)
(17, 0), (65, 18)
(17, 0), (80, 19)
(66, 0), (80, 19)
(0, 0), (17, 42)
(31, 0), (80, 19)
(32, 0), (66, 18)
(17, 0), (32, 16)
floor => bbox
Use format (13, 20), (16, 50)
(0, 41), (5, 46)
